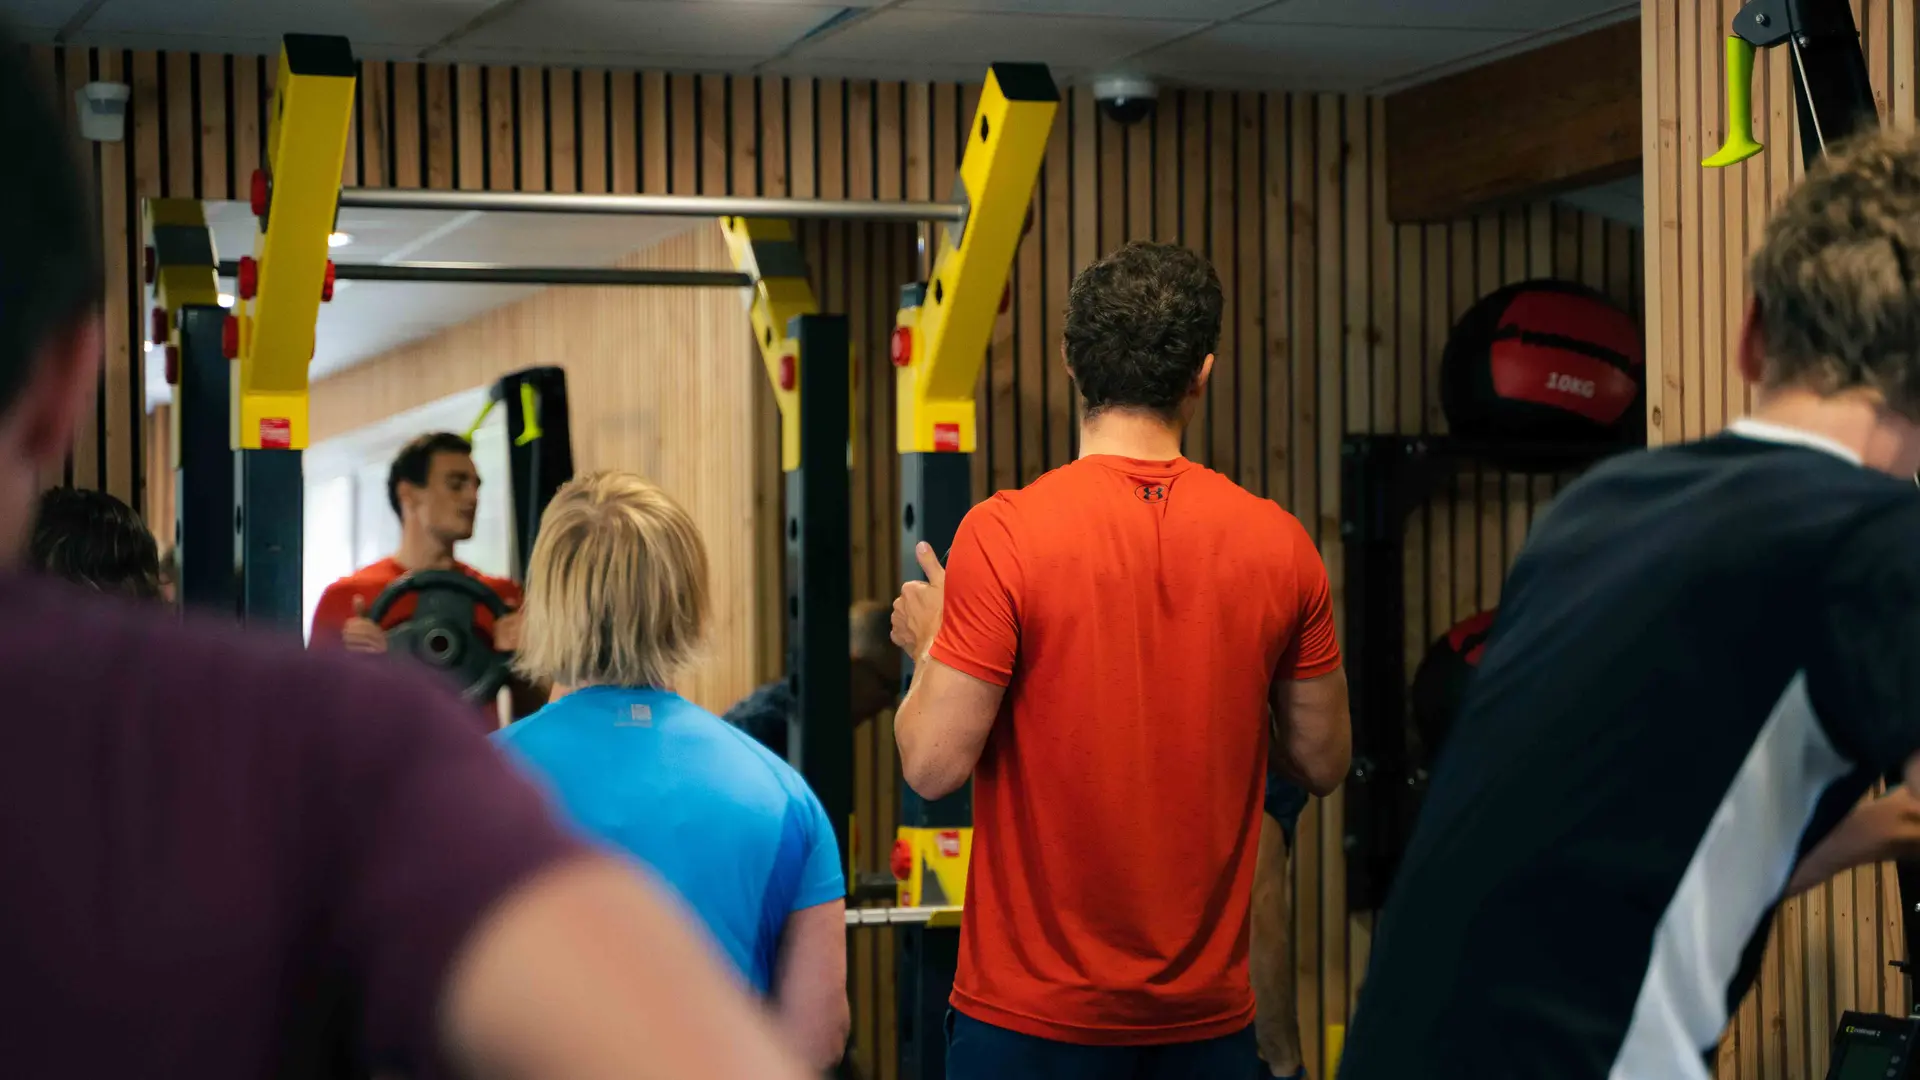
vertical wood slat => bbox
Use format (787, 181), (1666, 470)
(1239, 93), (1265, 496)
(360, 60), (390, 189)
(549, 69), (578, 195)
(196, 54), (228, 201)
(517, 67), (545, 191)
(643, 72), (669, 194)
(1211, 92), (1238, 479)
(392, 62), (422, 191)
(426, 64), (454, 191)
(486, 67), (514, 193)
(610, 73), (637, 195)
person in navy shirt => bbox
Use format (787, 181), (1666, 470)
(495, 469), (851, 1069)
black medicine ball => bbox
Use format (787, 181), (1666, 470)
(1411, 609), (1496, 757)
(1440, 279), (1645, 464)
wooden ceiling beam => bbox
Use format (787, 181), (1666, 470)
(1386, 19), (1642, 223)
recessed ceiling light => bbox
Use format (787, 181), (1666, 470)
(328, 231), (353, 248)
(218, 293), (234, 307)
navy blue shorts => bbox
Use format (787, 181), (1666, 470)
(946, 1010), (1263, 1080)
(1265, 767), (1310, 849)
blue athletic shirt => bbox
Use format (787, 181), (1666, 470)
(492, 685), (845, 993)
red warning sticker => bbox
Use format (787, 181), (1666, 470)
(933, 423), (961, 452)
(937, 830), (962, 858)
(259, 417), (292, 449)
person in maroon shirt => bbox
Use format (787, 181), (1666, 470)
(0, 26), (809, 1080)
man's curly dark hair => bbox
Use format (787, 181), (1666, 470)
(1062, 242), (1224, 419)
(30, 487), (162, 600)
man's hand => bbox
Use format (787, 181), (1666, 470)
(892, 543), (945, 664)
(342, 595), (389, 655)
(1786, 786), (1920, 896)
(493, 609), (523, 654)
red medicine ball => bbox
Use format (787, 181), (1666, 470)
(1440, 280), (1645, 462)
(1410, 609), (1496, 758)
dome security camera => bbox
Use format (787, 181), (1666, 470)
(1091, 75), (1158, 126)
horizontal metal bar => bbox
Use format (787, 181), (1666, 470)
(216, 260), (750, 288)
(844, 905), (961, 927)
(338, 187), (968, 223)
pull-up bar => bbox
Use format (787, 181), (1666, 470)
(338, 188), (968, 223)
(216, 259), (751, 288)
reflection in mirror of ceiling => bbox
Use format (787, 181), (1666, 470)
(143, 202), (701, 409)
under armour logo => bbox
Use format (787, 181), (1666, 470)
(1135, 484), (1168, 503)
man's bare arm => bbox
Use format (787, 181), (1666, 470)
(1785, 786), (1920, 897)
(772, 899), (851, 1069)
(1250, 812), (1304, 1077)
(1270, 667), (1351, 797)
(442, 855), (811, 1080)
(894, 658), (1005, 800)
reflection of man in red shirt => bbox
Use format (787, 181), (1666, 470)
(309, 432), (539, 718)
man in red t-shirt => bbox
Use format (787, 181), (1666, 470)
(310, 431), (539, 719)
(891, 242), (1352, 1078)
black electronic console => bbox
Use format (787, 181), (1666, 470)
(1824, 1010), (1920, 1080)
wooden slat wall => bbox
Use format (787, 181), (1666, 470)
(1646, 2), (1911, 1077)
(58, 48), (1639, 1079)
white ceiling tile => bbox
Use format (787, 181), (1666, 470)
(81, 0), (498, 49)
(1245, 0), (1634, 31)
(434, 47), (762, 70)
(62, 31), (284, 55)
(1138, 21), (1519, 92)
(4, 0), (92, 33)
(615, 0), (887, 5)
(796, 9), (1192, 68)
(456, 0), (844, 56)
(763, 56), (1037, 84)
(900, 0), (1247, 20)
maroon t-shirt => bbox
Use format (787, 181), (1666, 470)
(0, 575), (584, 1077)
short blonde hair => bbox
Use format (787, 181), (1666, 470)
(514, 470), (710, 689)
(1751, 127), (1920, 420)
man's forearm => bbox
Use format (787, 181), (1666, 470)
(893, 655), (944, 796)
(1250, 814), (1302, 1076)
(1785, 789), (1920, 896)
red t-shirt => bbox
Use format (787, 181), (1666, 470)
(930, 455), (1341, 1045)
(310, 557), (522, 647)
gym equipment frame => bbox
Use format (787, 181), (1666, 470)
(145, 198), (233, 615)
(1337, 436), (1626, 912)
(888, 61), (1057, 1080)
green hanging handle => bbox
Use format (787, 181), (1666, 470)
(515, 382), (542, 447)
(1704, 36), (1765, 167)
(462, 396), (497, 441)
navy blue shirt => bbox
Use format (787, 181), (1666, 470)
(722, 678), (794, 758)
(1344, 424), (1920, 1080)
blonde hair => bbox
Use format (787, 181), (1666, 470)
(514, 470), (710, 689)
(1751, 127), (1920, 420)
